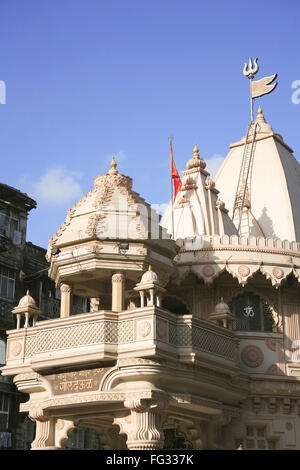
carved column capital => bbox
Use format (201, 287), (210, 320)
(60, 283), (72, 293)
(112, 272), (125, 312)
(112, 273), (125, 283)
(29, 406), (49, 423)
(60, 283), (73, 318)
(114, 397), (169, 450)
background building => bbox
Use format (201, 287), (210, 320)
(0, 183), (94, 449)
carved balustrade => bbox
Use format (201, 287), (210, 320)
(3, 306), (239, 374)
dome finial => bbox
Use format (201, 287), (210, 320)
(256, 105), (267, 125)
(193, 144), (199, 156)
(110, 156), (117, 170)
(26, 289), (30, 296)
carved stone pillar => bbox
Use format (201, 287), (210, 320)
(114, 398), (168, 450)
(140, 291), (145, 308)
(149, 288), (154, 307)
(112, 273), (125, 312)
(60, 283), (73, 318)
(29, 408), (75, 450)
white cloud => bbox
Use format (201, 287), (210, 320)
(34, 167), (83, 206)
(206, 154), (224, 178)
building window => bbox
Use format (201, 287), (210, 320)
(229, 292), (275, 332)
(0, 339), (6, 365)
(0, 393), (9, 432)
(0, 211), (21, 244)
(0, 266), (15, 300)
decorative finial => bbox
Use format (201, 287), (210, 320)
(110, 156), (117, 170)
(193, 144), (199, 156)
(221, 296), (224, 302)
(26, 290), (30, 296)
(256, 105), (266, 123)
(148, 265), (152, 271)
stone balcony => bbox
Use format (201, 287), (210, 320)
(1, 304), (246, 451)
(2, 306), (240, 377)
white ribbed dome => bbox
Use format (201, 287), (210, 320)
(140, 266), (158, 284)
(18, 291), (37, 309)
(214, 299), (231, 315)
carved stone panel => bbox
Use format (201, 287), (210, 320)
(241, 345), (264, 368)
(46, 367), (111, 395)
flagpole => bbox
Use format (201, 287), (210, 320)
(168, 136), (175, 240)
(250, 77), (254, 123)
(243, 58), (259, 123)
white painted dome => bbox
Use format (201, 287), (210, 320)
(140, 266), (158, 284)
(18, 291), (37, 309)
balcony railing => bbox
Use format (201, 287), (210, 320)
(40, 298), (60, 319)
(3, 306), (239, 375)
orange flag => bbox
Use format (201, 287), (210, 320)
(170, 142), (182, 201)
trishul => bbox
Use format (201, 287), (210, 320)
(243, 58), (259, 79)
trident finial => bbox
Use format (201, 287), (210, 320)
(243, 58), (259, 79)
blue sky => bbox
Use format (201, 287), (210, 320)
(0, 0), (299, 248)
